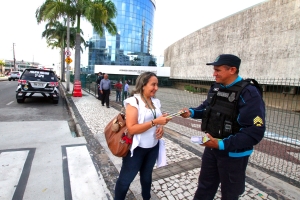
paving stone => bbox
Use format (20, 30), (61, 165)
(176, 188), (183, 193)
(240, 195), (252, 200)
(158, 179), (165, 184)
(167, 196), (175, 200)
(177, 193), (185, 200)
(183, 191), (191, 197)
(168, 186), (175, 191)
(171, 190), (178, 196)
(268, 196), (277, 200)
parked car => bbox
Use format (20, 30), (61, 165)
(8, 71), (22, 81)
(16, 69), (60, 104)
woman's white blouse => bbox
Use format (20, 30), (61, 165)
(123, 94), (162, 156)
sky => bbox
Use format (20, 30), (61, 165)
(0, 0), (265, 67)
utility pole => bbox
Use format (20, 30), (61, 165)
(13, 43), (16, 71)
(66, 0), (70, 92)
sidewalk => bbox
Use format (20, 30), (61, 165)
(63, 82), (300, 200)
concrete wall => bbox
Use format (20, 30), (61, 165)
(164, 0), (300, 81)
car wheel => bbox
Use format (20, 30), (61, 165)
(17, 98), (25, 103)
(53, 99), (59, 104)
(9, 78), (11, 81)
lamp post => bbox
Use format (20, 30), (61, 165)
(13, 43), (16, 71)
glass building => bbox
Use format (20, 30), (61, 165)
(87, 0), (156, 73)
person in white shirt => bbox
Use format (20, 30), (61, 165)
(114, 72), (171, 200)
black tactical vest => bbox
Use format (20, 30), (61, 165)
(201, 80), (251, 139)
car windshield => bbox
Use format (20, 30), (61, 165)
(11, 72), (19, 74)
(21, 70), (57, 82)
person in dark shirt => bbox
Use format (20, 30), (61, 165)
(180, 54), (265, 200)
(96, 72), (103, 100)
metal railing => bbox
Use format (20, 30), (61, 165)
(71, 75), (300, 186)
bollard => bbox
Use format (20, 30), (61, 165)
(73, 80), (82, 97)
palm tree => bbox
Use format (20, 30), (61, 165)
(0, 60), (5, 76)
(42, 20), (86, 81)
(36, 0), (118, 82)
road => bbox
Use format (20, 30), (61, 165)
(0, 81), (107, 200)
(0, 80), (69, 122)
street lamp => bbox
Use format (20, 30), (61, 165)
(13, 43), (16, 71)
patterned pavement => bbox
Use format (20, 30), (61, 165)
(65, 83), (300, 200)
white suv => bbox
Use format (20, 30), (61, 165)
(8, 71), (22, 81)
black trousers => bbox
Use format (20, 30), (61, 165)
(98, 87), (102, 100)
(194, 147), (249, 200)
(101, 89), (110, 106)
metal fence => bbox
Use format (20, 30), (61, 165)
(71, 75), (300, 186)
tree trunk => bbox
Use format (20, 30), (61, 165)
(60, 48), (65, 81)
(74, 33), (81, 81)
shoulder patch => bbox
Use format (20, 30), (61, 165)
(254, 116), (263, 127)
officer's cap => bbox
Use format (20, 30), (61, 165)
(206, 54), (241, 68)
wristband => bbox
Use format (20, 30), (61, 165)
(151, 120), (155, 127)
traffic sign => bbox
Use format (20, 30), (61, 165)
(65, 50), (71, 57)
(65, 56), (73, 64)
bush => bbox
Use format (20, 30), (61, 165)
(184, 85), (197, 93)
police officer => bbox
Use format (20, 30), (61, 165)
(180, 54), (265, 200)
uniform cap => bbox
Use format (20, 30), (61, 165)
(206, 54), (241, 68)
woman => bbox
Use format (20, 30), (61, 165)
(114, 72), (171, 200)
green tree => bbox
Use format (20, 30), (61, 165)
(0, 60), (5, 76)
(148, 60), (157, 66)
(36, 0), (118, 82)
(42, 20), (86, 81)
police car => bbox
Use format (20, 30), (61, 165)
(16, 68), (60, 104)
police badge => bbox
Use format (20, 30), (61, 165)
(228, 92), (235, 102)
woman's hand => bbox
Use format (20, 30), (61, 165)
(154, 113), (172, 125)
(180, 108), (191, 118)
(155, 126), (164, 139)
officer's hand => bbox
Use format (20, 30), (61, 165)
(201, 133), (219, 149)
(180, 108), (191, 118)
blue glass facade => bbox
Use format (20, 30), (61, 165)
(88, 0), (156, 73)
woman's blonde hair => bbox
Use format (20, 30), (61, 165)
(130, 72), (157, 96)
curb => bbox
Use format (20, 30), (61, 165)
(60, 83), (83, 137)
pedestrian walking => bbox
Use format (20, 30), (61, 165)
(100, 73), (111, 108)
(96, 72), (103, 100)
(123, 80), (129, 99)
(115, 80), (122, 102)
(114, 72), (172, 200)
(180, 54), (265, 200)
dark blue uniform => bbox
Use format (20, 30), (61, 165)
(190, 76), (265, 200)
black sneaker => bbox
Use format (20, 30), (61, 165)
(102, 104), (104, 106)
(106, 106), (110, 108)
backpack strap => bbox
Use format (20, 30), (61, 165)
(134, 96), (139, 105)
(243, 78), (263, 98)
